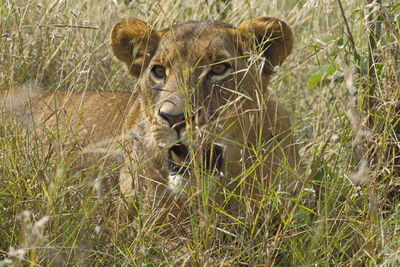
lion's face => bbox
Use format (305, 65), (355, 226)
(141, 22), (247, 149)
(112, 17), (295, 192)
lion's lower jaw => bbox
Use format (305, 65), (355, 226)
(167, 172), (221, 199)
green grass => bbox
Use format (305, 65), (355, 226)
(1, 0), (399, 265)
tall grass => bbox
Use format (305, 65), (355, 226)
(1, 0), (399, 265)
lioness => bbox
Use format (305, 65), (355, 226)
(3, 16), (301, 225)
(111, 17), (301, 222)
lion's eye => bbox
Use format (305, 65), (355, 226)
(210, 63), (230, 76)
(151, 65), (166, 79)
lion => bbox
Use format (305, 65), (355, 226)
(2, 16), (302, 226)
(110, 17), (302, 223)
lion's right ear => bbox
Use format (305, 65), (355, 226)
(238, 17), (293, 75)
(111, 18), (159, 77)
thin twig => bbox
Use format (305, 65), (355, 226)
(366, 0), (382, 113)
(39, 24), (99, 29)
(337, 0), (359, 62)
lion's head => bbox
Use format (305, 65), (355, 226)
(111, 17), (298, 197)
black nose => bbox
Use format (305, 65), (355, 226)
(159, 110), (185, 128)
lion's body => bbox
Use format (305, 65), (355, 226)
(29, 90), (133, 144)
(2, 89), (136, 176)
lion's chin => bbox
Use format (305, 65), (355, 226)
(168, 173), (188, 194)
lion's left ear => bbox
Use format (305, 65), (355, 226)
(238, 16), (293, 75)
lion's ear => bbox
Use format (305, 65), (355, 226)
(238, 16), (293, 75)
(111, 18), (159, 77)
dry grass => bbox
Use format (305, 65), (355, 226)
(1, 0), (399, 265)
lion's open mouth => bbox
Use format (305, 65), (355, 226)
(167, 143), (223, 176)
(167, 144), (189, 175)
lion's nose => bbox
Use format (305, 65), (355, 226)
(159, 110), (185, 128)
